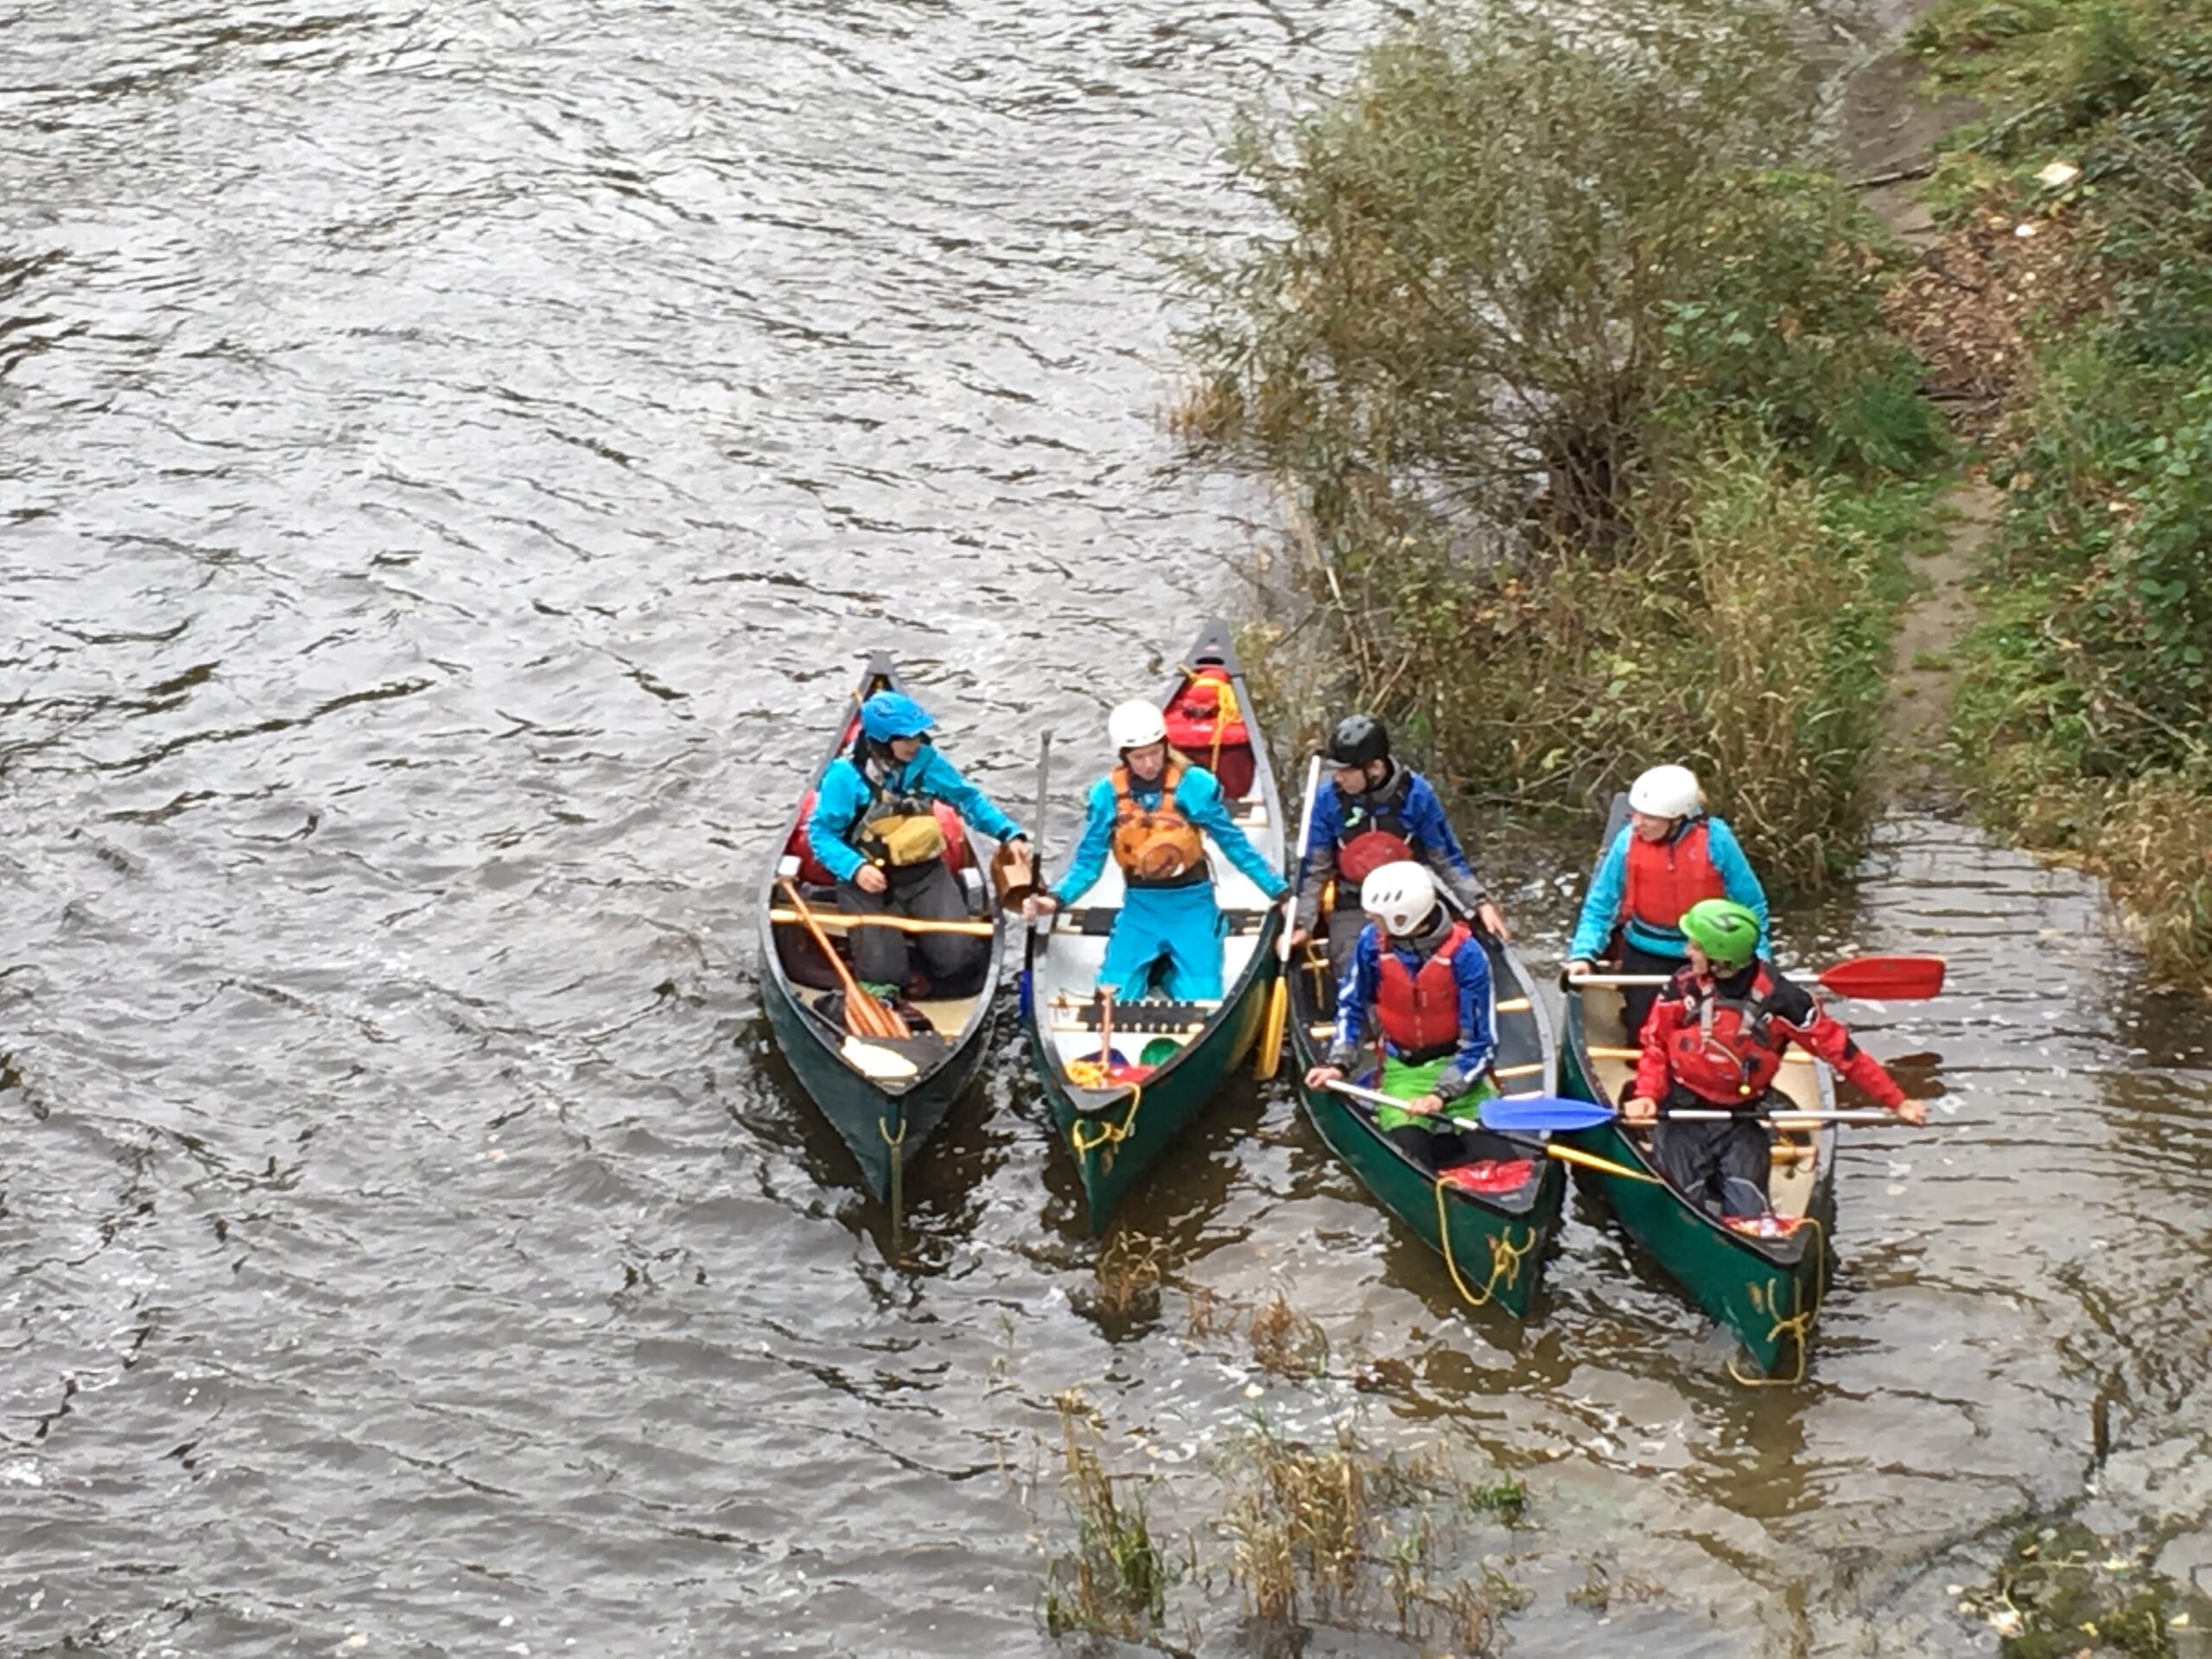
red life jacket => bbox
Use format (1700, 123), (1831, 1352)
(1664, 964), (1787, 1103)
(1335, 769), (1417, 886)
(1625, 817), (1726, 938)
(1374, 919), (1472, 1060)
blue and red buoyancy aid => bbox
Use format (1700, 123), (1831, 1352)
(1625, 817), (1727, 939)
(1334, 769), (1417, 886)
(1662, 963), (1786, 1103)
(1375, 918), (1474, 1060)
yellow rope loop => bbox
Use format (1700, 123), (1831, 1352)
(1179, 663), (1239, 772)
(1726, 1215), (1827, 1389)
(1068, 1082), (1143, 1156)
(1432, 1180), (1530, 1310)
(1487, 1224), (1534, 1293)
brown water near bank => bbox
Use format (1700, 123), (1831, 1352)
(3, 3), (2211, 1656)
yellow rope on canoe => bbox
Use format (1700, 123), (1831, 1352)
(1179, 663), (1239, 772)
(1068, 1079), (1142, 1158)
(1727, 1214), (1827, 1389)
(1433, 1179), (1533, 1311)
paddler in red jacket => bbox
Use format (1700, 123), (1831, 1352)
(1622, 899), (1926, 1221)
(1567, 763), (1770, 1038)
(1303, 861), (1510, 1175)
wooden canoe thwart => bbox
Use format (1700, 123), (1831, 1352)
(756, 652), (1008, 1207)
(1021, 620), (1286, 1231)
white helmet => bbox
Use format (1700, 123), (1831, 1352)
(1360, 861), (1438, 938)
(1108, 699), (1167, 751)
(1629, 763), (1704, 821)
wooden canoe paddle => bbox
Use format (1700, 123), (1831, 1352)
(778, 878), (908, 1041)
(1255, 753), (1324, 1080)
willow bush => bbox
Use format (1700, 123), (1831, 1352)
(1178, 0), (1943, 887)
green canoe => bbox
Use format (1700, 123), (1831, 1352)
(1025, 620), (1284, 1231)
(759, 653), (1007, 1208)
(1289, 915), (1565, 1319)
(1559, 797), (1838, 1382)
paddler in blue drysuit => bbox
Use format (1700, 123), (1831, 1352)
(1022, 698), (1287, 1001)
(807, 690), (1027, 995)
(1303, 861), (1513, 1175)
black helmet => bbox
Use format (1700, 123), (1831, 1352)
(1325, 714), (1389, 770)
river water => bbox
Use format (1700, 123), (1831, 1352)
(5, 3), (2211, 1656)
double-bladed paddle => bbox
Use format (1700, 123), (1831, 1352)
(1570, 954), (1945, 1001)
(1319, 1079), (1662, 1185)
(1479, 1096), (1911, 1135)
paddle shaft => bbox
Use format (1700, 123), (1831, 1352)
(1255, 755), (1325, 1081)
(1319, 1079), (1662, 1185)
(1570, 952), (1944, 1001)
(778, 879), (906, 1039)
(770, 908), (994, 938)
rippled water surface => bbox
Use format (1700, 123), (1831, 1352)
(6, 3), (2212, 1656)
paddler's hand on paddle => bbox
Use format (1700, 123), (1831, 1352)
(1891, 1098), (1928, 1126)
(1288, 925), (1311, 950)
(1304, 1063), (1344, 1091)
(1563, 958), (1592, 983)
(1477, 900), (1510, 942)
(1406, 1093), (1445, 1117)
(1623, 1095), (1659, 1125)
(855, 864), (889, 896)
(1021, 892), (1059, 922)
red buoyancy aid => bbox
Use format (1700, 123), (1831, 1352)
(1375, 919), (1473, 1059)
(1625, 817), (1726, 938)
(1335, 770), (1417, 886)
(1664, 964), (1786, 1103)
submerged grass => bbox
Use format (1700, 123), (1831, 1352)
(1039, 1392), (1178, 1641)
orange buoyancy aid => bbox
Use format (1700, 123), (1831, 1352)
(1625, 817), (1727, 938)
(1334, 770), (1418, 886)
(1374, 919), (1473, 1060)
(1110, 758), (1208, 887)
(1664, 964), (1787, 1103)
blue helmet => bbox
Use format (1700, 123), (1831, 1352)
(860, 690), (935, 742)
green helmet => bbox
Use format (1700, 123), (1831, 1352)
(1681, 899), (1761, 970)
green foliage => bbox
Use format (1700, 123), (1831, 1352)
(1179, 0), (1945, 890)
(1041, 1397), (1176, 1639)
(1918, 0), (2212, 974)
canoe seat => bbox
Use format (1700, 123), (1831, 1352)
(1052, 998), (1221, 1033)
(1056, 906), (1268, 936)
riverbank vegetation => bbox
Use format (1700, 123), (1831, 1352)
(1174, 0), (1946, 889)
(1908, 0), (2212, 978)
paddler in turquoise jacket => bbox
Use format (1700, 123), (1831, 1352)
(808, 690), (1027, 995)
(1023, 698), (1287, 1001)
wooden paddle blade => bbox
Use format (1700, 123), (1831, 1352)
(1542, 1142), (1663, 1185)
(1253, 977), (1287, 1079)
(1480, 1096), (1618, 1135)
(1815, 955), (1947, 1000)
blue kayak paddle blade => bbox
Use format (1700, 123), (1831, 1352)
(1479, 1096), (1618, 1134)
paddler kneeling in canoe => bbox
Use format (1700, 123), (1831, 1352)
(1623, 899), (1927, 1224)
(1303, 862), (1517, 1176)
(1022, 698), (1287, 1001)
(808, 690), (1029, 997)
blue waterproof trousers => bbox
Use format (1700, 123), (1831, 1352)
(1098, 881), (1225, 1001)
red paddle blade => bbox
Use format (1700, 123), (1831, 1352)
(1815, 955), (1946, 1000)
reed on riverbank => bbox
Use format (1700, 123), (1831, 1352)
(1173, 0), (1945, 889)
(1908, 0), (2212, 979)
